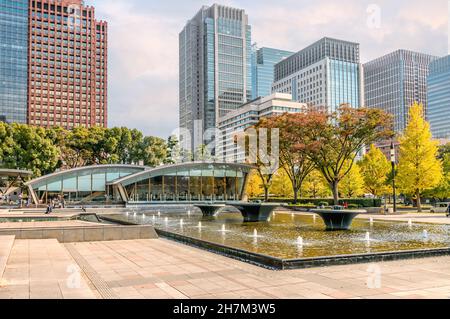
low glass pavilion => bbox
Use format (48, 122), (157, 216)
(25, 165), (146, 205)
(25, 163), (253, 205)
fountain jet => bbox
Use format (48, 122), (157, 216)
(297, 236), (304, 247)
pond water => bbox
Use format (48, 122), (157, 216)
(104, 210), (450, 259)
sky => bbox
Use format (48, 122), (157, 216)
(91, 0), (450, 139)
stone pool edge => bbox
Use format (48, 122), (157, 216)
(155, 228), (450, 270)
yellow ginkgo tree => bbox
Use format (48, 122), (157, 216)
(397, 102), (443, 212)
(359, 144), (391, 197)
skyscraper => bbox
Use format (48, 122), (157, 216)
(364, 50), (437, 133)
(427, 55), (450, 140)
(251, 46), (293, 99)
(0, 0), (29, 124)
(179, 4), (252, 151)
(28, 0), (108, 129)
(272, 37), (363, 112)
(0, 0), (108, 129)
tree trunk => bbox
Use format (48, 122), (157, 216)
(416, 189), (422, 213)
(331, 181), (339, 206)
(264, 187), (269, 203)
(293, 188), (298, 204)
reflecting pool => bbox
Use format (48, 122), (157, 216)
(104, 210), (450, 259)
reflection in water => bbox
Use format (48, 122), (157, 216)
(104, 211), (450, 259)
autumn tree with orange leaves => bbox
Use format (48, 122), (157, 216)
(296, 105), (393, 205)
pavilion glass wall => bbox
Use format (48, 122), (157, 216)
(33, 168), (139, 204)
(125, 166), (248, 202)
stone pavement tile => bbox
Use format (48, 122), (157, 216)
(139, 287), (177, 299)
(173, 283), (209, 297)
(1, 239), (96, 299)
(155, 282), (188, 299)
(111, 286), (145, 299)
(0, 284), (29, 299)
(49, 239), (450, 300)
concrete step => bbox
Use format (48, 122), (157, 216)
(0, 235), (15, 279)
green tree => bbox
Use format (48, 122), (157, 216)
(1, 124), (59, 176)
(397, 102), (443, 212)
(109, 127), (143, 164)
(141, 136), (167, 167)
(359, 144), (391, 196)
(165, 135), (179, 164)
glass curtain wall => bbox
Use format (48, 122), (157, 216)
(124, 165), (247, 202)
(32, 167), (141, 204)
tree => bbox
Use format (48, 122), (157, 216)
(141, 136), (167, 167)
(302, 170), (330, 198)
(424, 143), (450, 201)
(243, 125), (280, 202)
(340, 160), (364, 198)
(297, 105), (393, 205)
(246, 170), (264, 198)
(270, 168), (294, 197)
(359, 144), (391, 196)
(0, 124), (59, 176)
(397, 102), (443, 212)
(165, 135), (179, 164)
(194, 144), (212, 162)
(110, 127), (144, 164)
(255, 114), (315, 203)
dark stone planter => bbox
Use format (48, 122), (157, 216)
(194, 204), (225, 217)
(194, 202), (282, 222)
(227, 202), (282, 222)
(311, 209), (367, 231)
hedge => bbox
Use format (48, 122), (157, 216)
(251, 197), (382, 208)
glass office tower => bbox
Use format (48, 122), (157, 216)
(427, 55), (450, 139)
(364, 50), (437, 133)
(272, 37), (363, 112)
(0, 0), (29, 123)
(179, 4), (252, 151)
(251, 46), (293, 99)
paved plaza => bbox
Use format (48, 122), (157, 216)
(2, 236), (450, 299)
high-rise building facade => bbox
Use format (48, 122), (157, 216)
(427, 55), (450, 140)
(272, 37), (363, 112)
(28, 0), (108, 129)
(251, 46), (293, 99)
(0, 0), (29, 124)
(179, 4), (251, 151)
(0, 0), (107, 129)
(364, 50), (437, 133)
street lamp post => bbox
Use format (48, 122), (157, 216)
(390, 141), (397, 213)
